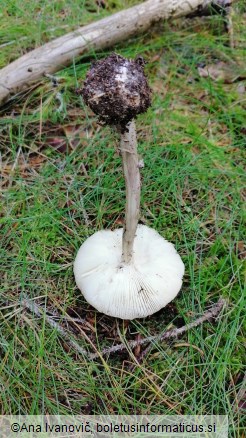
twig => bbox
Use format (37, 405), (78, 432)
(91, 298), (227, 359)
(79, 194), (91, 227)
(225, 6), (235, 49)
(22, 297), (88, 356)
(138, 298), (226, 363)
(22, 296), (227, 360)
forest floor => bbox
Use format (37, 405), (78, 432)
(0, 1), (245, 436)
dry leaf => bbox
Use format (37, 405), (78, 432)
(134, 333), (142, 358)
(46, 136), (67, 153)
(198, 61), (246, 83)
(236, 241), (246, 260)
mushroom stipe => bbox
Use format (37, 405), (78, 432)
(74, 53), (184, 319)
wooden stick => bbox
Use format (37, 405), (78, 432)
(22, 297), (89, 356)
(91, 297), (227, 359)
(120, 121), (141, 264)
(22, 296), (226, 360)
(0, 0), (235, 106)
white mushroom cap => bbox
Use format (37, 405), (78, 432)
(74, 225), (184, 320)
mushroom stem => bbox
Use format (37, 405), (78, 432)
(120, 120), (141, 264)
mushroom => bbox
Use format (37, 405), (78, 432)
(74, 53), (184, 319)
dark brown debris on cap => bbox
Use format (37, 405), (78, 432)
(81, 53), (151, 131)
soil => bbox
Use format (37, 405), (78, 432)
(81, 53), (151, 131)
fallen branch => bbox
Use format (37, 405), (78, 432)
(22, 296), (227, 360)
(93, 298), (227, 359)
(0, 0), (235, 106)
(22, 297), (89, 356)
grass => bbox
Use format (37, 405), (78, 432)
(0, 0), (245, 435)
